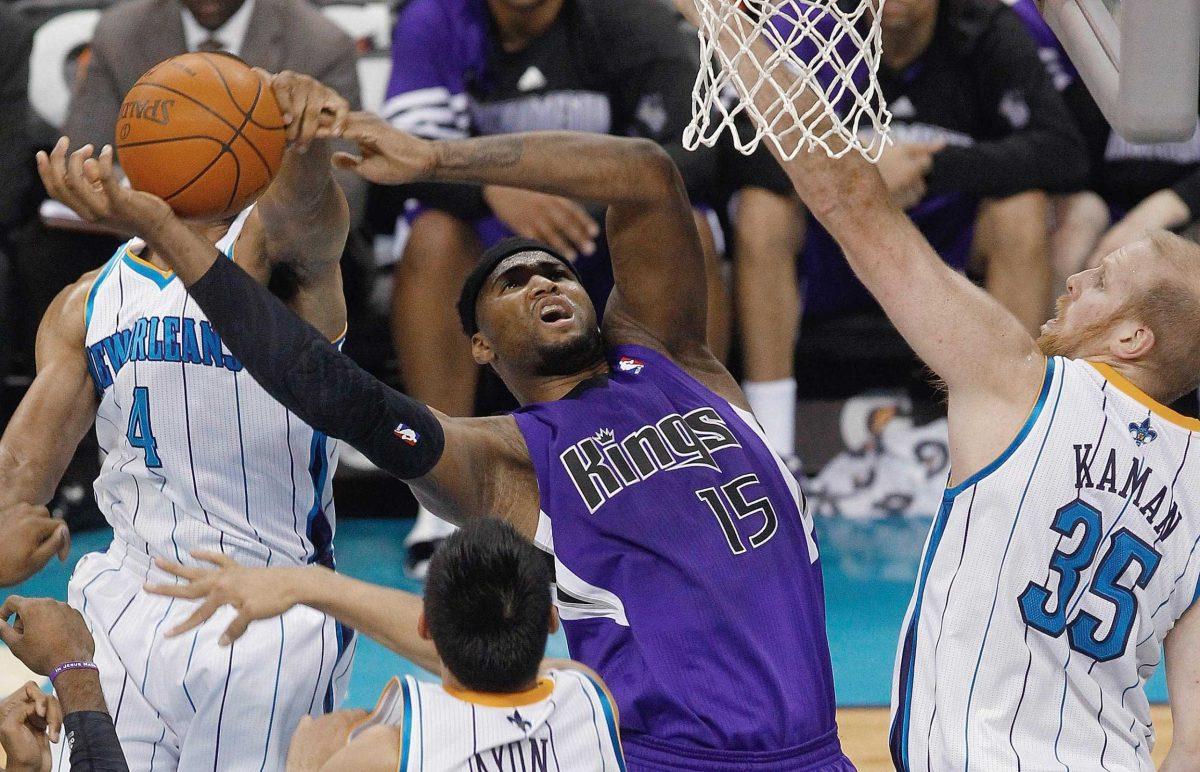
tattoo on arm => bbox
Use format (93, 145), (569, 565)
(436, 137), (525, 172)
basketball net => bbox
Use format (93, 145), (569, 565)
(683, 0), (892, 161)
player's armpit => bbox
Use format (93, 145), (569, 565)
(413, 415), (541, 539)
(1161, 602), (1200, 771)
(315, 724), (401, 772)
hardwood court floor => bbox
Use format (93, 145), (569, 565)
(837, 706), (1173, 770)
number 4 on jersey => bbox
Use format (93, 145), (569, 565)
(127, 386), (162, 468)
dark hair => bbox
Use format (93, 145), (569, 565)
(456, 237), (578, 336)
(423, 519), (554, 692)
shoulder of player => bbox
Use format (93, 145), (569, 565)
(319, 724), (401, 772)
(37, 269), (100, 350)
(539, 659), (620, 718)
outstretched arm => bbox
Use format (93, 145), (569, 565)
(234, 70), (350, 342)
(675, 1), (1046, 472)
(0, 276), (97, 585)
(37, 142), (539, 536)
(334, 116), (710, 357)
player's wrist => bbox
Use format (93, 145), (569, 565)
(51, 667), (108, 715)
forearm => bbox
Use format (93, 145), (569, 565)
(927, 131), (1087, 196)
(255, 141), (349, 274)
(54, 671), (128, 772)
(296, 568), (441, 673)
(140, 218), (445, 479)
(429, 132), (679, 207)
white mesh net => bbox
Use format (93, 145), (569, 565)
(683, 0), (892, 161)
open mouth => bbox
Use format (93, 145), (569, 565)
(536, 298), (574, 325)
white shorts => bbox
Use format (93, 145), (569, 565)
(52, 540), (356, 771)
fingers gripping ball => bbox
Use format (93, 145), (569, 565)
(116, 53), (286, 219)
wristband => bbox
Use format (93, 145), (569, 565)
(49, 661), (99, 683)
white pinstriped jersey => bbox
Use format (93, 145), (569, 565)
(891, 356), (1200, 770)
(360, 670), (625, 772)
(82, 209), (341, 568)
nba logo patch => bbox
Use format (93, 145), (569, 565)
(618, 356), (645, 374)
(1128, 417), (1158, 446)
(393, 423), (420, 446)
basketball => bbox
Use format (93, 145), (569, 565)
(115, 52), (286, 220)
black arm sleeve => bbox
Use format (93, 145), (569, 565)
(187, 256), (445, 479)
(926, 7), (1089, 196)
(63, 712), (129, 772)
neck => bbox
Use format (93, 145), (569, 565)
(486, 0), (563, 51)
(145, 220), (230, 270)
(507, 359), (609, 405)
(442, 670), (540, 695)
(1087, 356), (1182, 406)
(882, 17), (936, 71)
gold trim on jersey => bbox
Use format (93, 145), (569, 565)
(124, 243), (176, 279)
(443, 677), (555, 708)
(1088, 361), (1200, 432)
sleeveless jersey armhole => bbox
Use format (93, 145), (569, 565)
(945, 356), (1058, 498)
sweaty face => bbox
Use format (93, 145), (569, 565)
(1037, 244), (1154, 358)
(181, 0), (245, 31)
(474, 253), (603, 377)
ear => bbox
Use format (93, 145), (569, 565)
(471, 332), (494, 366)
(1110, 318), (1156, 361)
(548, 605), (560, 635)
(417, 612), (432, 641)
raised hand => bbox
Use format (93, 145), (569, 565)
(0, 504), (70, 587)
(332, 112), (438, 185)
(0, 682), (62, 772)
(36, 138), (175, 234)
(0, 596), (94, 677)
(256, 69), (350, 152)
(145, 552), (306, 645)
(483, 186), (599, 260)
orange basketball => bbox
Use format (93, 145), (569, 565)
(116, 53), (286, 220)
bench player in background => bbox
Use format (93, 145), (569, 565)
(672, 1), (1200, 767)
(24, 71), (356, 770)
(67, 118), (856, 769)
(379, 0), (728, 575)
(145, 519), (624, 771)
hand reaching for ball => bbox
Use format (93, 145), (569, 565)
(332, 112), (439, 185)
(257, 69), (350, 152)
(37, 138), (175, 236)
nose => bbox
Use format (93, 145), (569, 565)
(527, 273), (558, 297)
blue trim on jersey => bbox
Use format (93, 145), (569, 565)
(306, 431), (334, 567)
(84, 248), (123, 329)
(323, 621), (354, 713)
(890, 493), (956, 771)
(944, 357), (1057, 498)
(582, 673), (626, 771)
(121, 251), (176, 289)
(398, 677), (414, 772)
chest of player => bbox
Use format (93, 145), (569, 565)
(84, 257), (244, 395)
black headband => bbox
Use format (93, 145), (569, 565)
(456, 237), (579, 336)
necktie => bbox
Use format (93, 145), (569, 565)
(197, 36), (225, 53)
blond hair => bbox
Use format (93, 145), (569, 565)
(1129, 232), (1200, 400)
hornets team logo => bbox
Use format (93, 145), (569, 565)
(617, 356), (645, 374)
(1128, 417), (1158, 446)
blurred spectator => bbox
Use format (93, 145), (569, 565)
(726, 0), (1086, 466)
(0, 596), (129, 771)
(10, 0), (364, 376)
(378, 0), (722, 571)
(0, 6), (35, 397)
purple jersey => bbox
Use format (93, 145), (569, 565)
(513, 345), (851, 770)
(1006, 0), (1079, 92)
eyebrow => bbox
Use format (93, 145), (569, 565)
(490, 258), (567, 288)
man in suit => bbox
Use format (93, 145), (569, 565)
(63, 0), (362, 154)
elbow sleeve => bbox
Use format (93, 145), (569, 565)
(187, 257), (445, 479)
